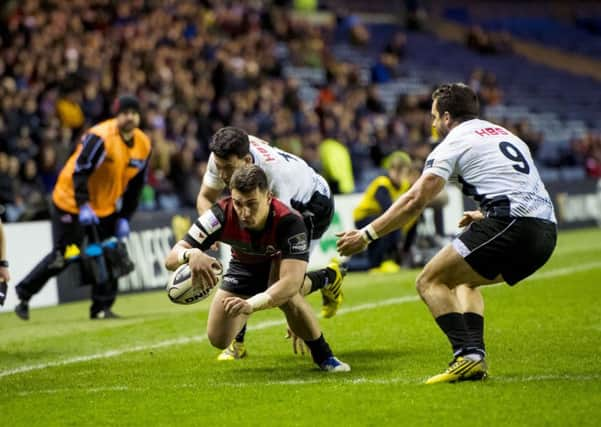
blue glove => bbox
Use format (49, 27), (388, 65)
(78, 203), (99, 225)
(115, 218), (130, 239)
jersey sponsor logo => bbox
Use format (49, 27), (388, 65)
(187, 224), (207, 244)
(199, 210), (222, 234)
(223, 276), (239, 284)
(474, 127), (509, 137)
(425, 159), (434, 168)
(250, 140), (276, 161)
(60, 214), (73, 223)
(288, 233), (308, 254)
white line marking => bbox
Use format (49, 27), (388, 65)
(553, 242), (601, 256)
(532, 261), (601, 280)
(1, 262), (600, 379)
(14, 373), (601, 396)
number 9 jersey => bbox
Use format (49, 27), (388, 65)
(424, 119), (556, 222)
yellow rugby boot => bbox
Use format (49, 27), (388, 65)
(425, 356), (488, 384)
(217, 340), (247, 361)
(320, 260), (346, 319)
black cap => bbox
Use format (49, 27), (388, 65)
(114, 94), (140, 114)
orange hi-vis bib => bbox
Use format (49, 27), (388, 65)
(52, 119), (151, 217)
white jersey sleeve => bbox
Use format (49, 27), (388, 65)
(247, 135), (330, 207)
(424, 119), (556, 222)
(203, 154), (227, 191)
(423, 138), (471, 182)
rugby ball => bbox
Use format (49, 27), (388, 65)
(167, 261), (223, 305)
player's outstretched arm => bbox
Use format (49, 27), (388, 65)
(223, 259), (307, 317)
(337, 173), (446, 256)
(196, 183), (222, 214)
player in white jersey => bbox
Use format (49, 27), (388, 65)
(337, 83), (557, 384)
(197, 127), (345, 360)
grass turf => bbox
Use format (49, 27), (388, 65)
(1, 228), (600, 426)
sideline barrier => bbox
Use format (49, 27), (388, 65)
(0, 222), (57, 313)
(2, 179), (599, 311)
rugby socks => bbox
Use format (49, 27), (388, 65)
(435, 312), (470, 356)
(235, 323), (247, 343)
(304, 333), (333, 366)
(306, 268), (336, 293)
(463, 312), (485, 352)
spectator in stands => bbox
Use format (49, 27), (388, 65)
(468, 70), (504, 107)
(0, 153), (17, 222)
(371, 52), (399, 84)
(319, 125), (355, 194)
(16, 158), (48, 221)
(339, 13), (370, 46)
(14, 94), (151, 320)
(0, 217), (9, 306)
(466, 26), (512, 55)
(384, 32), (407, 61)
(353, 151), (420, 273)
(515, 119), (543, 158)
(1, 0), (588, 226)
(580, 132), (601, 177)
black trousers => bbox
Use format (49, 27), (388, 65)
(355, 216), (402, 268)
(16, 203), (119, 314)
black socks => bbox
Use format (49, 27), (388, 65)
(235, 323), (247, 343)
(306, 268), (336, 293)
(304, 333), (333, 365)
(464, 312), (485, 352)
(435, 313), (469, 356)
(435, 312), (486, 357)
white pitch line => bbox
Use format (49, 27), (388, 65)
(531, 261), (601, 280)
(553, 242), (601, 256)
(14, 373), (601, 396)
(1, 261), (600, 379)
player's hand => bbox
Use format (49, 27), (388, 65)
(187, 249), (219, 290)
(458, 210), (485, 227)
(336, 230), (368, 256)
(78, 203), (99, 225)
(285, 328), (307, 356)
(222, 296), (252, 317)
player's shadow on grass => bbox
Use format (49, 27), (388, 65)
(223, 347), (410, 381)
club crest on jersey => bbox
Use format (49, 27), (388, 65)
(288, 233), (308, 254)
(199, 210), (221, 234)
(425, 159), (434, 168)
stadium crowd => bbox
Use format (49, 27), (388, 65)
(1, 0), (600, 223)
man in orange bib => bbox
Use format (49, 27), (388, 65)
(15, 95), (151, 320)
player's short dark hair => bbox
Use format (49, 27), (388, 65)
(209, 127), (250, 158)
(432, 83), (479, 122)
(230, 164), (269, 194)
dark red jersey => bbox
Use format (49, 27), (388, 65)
(184, 197), (309, 264)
